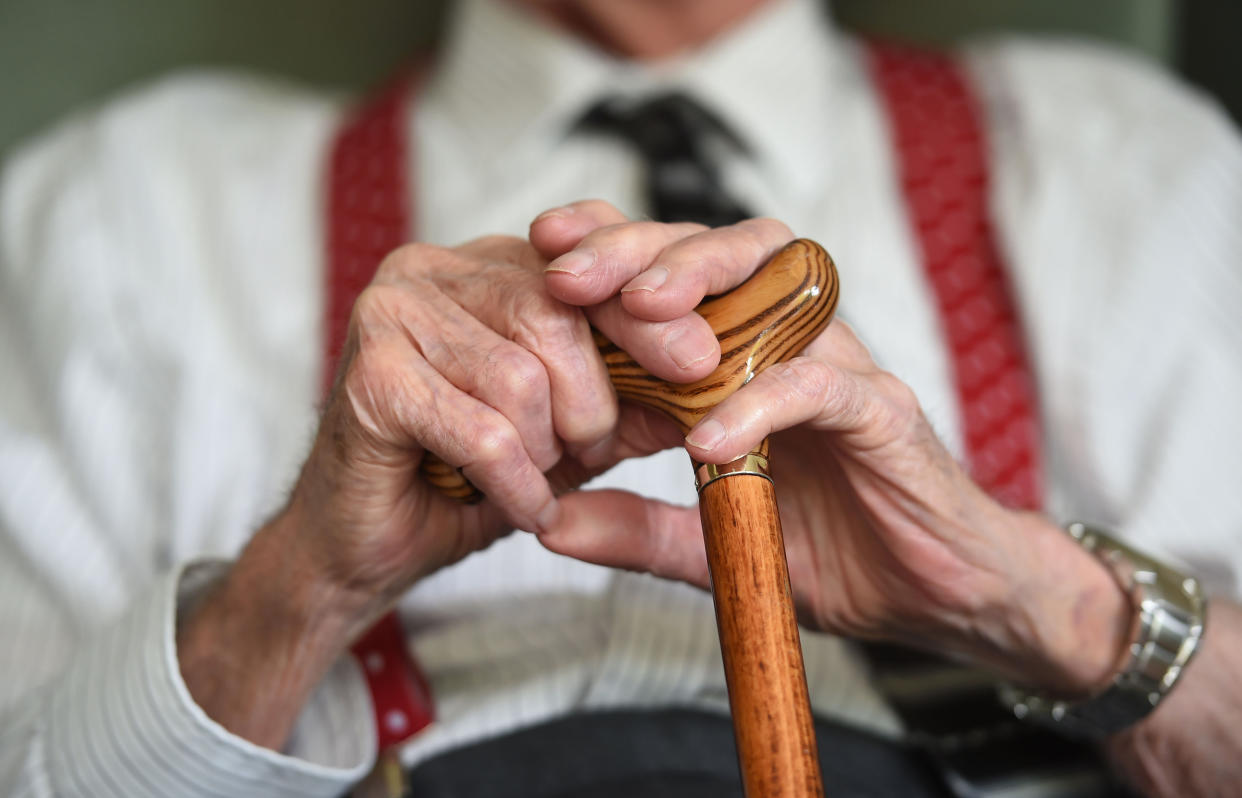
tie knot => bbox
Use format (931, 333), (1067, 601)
(578, 93), (752, 227)
(579, 93), (740, 163)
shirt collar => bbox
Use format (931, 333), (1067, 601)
(672, 0), (843, 198)
(425, 0), (622, 175)
(424, 0), (843, 196)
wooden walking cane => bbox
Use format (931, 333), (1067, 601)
(422, 239), (840, 798)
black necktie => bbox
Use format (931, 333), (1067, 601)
(578, 93), (753, 227)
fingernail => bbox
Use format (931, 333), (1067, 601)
(686, 418), (727, 451)
(535, 500), (561, 535)
(663, 326), (712, 370)
(622, 265), (669, 294)
(534, 205), (576, 223)
(546, 249), (595, 277)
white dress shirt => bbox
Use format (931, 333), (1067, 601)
(2, 0), (1241, 795)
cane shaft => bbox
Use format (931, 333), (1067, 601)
(699, 465), (823, 798)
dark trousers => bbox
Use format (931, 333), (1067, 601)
(405, 708), (953, 798)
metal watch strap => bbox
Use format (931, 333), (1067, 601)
(1000, 522), (1207, 738)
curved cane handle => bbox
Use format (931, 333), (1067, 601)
(420, 239), (839, 499)
(597, 238), (838, 432)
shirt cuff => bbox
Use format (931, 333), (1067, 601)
(45, 562), (376, 798)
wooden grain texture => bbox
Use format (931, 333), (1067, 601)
(599, 239), (839, 433)
(700, 473), (824, 798)
(419, 455), (484, 503)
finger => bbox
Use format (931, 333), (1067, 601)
(341, 331), (560, 534)
(543, 220), (707, 307)
(684, 355), (872, 463)
(368, 281), (563, 472)
(537, 489), (709, 588)
(377, 242), (616, 469)
(619, 218), (796, 322)
(587, 295), (720, 383)
(528, 199), (630, 260)
(464, 270), (620, 460)
(680, 320), (885, 461)
(422, 400), (561, 535)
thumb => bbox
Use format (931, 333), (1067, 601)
(537, 489), (709, 589)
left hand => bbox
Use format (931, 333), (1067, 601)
(531, 202), (1131, 696)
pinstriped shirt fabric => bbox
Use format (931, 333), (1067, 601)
(7, 565), (373, 798)
(2, 0), (1242, 795)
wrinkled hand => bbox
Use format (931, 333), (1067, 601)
(184, 205), (761, 748)
(177, 201), (1125, 751)
(282, 236), (676, 607)
(275, 205), (812, 615)
(535, 203), (1129, 695)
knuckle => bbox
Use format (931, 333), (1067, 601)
(643, 502), (678, 579)
(516, 300), (585, 353)
(745, 216), (794, 243)
(876, 371), (920, 414)
(772, 357), (833, 406)
(465, 233), (526, 254)
(574, 198), (623, 217)
(351, 283), (404, 329)
(579, 221), (641, 255)
(774, 357), (860, 425)
(872, 371), (924, 434)
(683, 225), (770, 292)
(670, 250), (712, 290)
(378, 241), (444, 280)
(471, 419), (524, 468)
(486, 344), (548, 401)
(589, 219), (680, 253)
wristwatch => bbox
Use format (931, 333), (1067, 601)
(998, 522), (1207, 739)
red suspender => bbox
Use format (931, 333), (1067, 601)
(348, 612), (435, 749)
(325, 69), (420, 395)
(323, 44), (1045, 751)
(326, 66), (435, 751)
(868, 43), (1044, 511)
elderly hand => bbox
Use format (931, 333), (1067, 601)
(532, 203), (1132, 698)
(175, 204), (803, 748)
(275, 231), (695, 605)
(282, 205), (810, 603)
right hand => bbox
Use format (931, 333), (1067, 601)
(275, 200), (768, 614)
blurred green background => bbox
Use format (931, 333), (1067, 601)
(0, 0), (1237, 159)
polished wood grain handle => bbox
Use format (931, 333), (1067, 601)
(419, 239), (839, 493)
